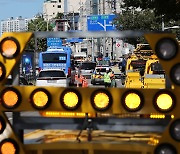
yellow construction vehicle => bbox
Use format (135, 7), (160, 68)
(124, 54), (146, 88)
(143, 55), (165, 89)
(124, 44), (166, 89)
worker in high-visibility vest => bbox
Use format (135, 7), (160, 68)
(104, 68), (112, 87)
(110, 71), (116, 87)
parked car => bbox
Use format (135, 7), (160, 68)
(36, 69), (69, 87)
(78, 61), (96, 79)
(91, 66), (110, 85)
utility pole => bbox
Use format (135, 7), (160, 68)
(70, 5), (75, 30)
(103, 0), (105, 14)
(162, 15), (164, 31)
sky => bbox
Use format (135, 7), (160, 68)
(0, 0), (44, 23)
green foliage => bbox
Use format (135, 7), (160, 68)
(55, 12), (64, 19)
(114, 7), (180, 45)
(26, 16), (53, 51)
(122, 0), (180, 21)
(115, 9), (161, 31)
(114, 9), (162, 45)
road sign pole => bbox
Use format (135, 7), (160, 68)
(91, 38), (94, 62)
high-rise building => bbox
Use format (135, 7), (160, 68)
(1, 16), (30, 35)
(43, 0), (64, 20)
(43, 0), (86, 21)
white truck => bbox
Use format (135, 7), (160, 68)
(73, 52), (87, 65)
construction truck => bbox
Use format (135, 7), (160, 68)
(124, 44), (166, 89)
(124, 54), (145, 88)
(143, 55), (165, 89)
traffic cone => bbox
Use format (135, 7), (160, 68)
(75, 74), (78, 80)
(82, 78), (88, 87)
(79, 75), (84, 83)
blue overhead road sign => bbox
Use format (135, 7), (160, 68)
(66, 38), (83, 43)
(87, 14), (116, 31)
(47, 38), (62, 48)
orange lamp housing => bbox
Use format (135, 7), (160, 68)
(0, 138), (19, 154)
(0, 116), (6, 134)
(154, 143), (177, 154)
(0, 87), (22, 109)
(153, 90), (176, 113)
(121, 90), (144, 112)
(0, 62), (6, 81)
(169, 119), (180, 142)
(170, 63), (180, 86)
(0, 37), (20, 59)
(90, 89), (112, 112)
(155, 38), (178, 60)
(60, 88), (82, 111)
(30, 88), (51, 110)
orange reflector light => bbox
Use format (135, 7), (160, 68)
(150, 113), (165, 119)
(0, 116), (6, 134)
(125, 93), (141, 109)
(30, 88), (51, 110)
(0, 37), (20, 58)
(154, 91), (175, 112)
(60, 89), (81, 110)
(0, 62), (6, 81)
(91, 89), (112, 111)
(94, 93), (109, 108)
(0, 138), (19, 154)
(64, 92), (78, 108)
(157, 94), (172, 110)
(1, 88), (21, 109)
(40, 111), (95, 118)
(122, 90), (144, 112)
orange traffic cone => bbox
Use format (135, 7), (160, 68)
(79, 75), (84, 83)
(82, 78), (88, 87)
(75, 74), (78, 80)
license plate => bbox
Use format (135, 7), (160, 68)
(47, 80), (57, 83)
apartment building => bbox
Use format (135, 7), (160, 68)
(1, 16), (30, 35)
(43, 0), (86, 20)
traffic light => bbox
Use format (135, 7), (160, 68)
(0, 31), (179, 154)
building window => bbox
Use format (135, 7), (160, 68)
(59, 0), (61, 2)
(53, 5), (55, 7)
(58, 5), (61, 8)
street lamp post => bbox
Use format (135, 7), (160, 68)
(164, 26), (180, 30)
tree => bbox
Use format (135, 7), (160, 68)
(114, 7), (180, 45)
(55, 12), (64, 19)
(114, 9), (162, 45)
(26, 15), (53, 51)
(122, 0), (180, 21)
